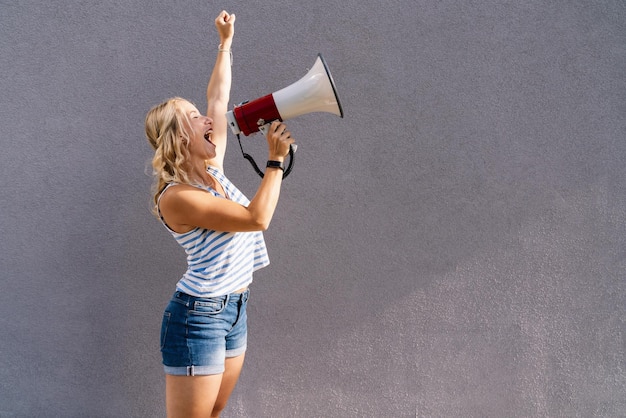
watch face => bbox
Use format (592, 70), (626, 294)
(267, 160), (284, 169)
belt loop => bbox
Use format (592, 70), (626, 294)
(174, 291), (191, 307)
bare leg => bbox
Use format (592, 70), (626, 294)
(164, 353), (246, 418)
(165, 373), (222, 418)
(211, 353), (246, 417)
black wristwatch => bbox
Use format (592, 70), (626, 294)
(266, 160), (285, 171)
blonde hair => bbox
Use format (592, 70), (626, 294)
(144, 97), (196, 216)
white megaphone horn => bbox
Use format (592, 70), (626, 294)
(226, 53), (343, 178)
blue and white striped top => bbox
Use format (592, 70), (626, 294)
(157, 166), (270, 297)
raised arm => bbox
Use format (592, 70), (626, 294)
(206, 10), (235, 171)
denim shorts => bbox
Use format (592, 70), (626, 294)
(160, 289), (249, 376)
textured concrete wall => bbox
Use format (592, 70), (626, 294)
(1, 1), (624, 417)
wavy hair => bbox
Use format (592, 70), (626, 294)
(145, 97), (195, 217)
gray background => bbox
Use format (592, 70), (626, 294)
(1, 0), (624, 417)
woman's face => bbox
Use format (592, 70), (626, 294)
(177, 100), (216, 160)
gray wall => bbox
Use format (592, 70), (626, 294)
(1, 1), (624, 417)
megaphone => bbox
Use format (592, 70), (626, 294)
(226, 53), (343, 178)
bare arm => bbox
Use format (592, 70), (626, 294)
(160, 121), (295, 233)
(206, 10), (235, 171)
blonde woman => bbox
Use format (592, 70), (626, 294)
(145, 11), (294, 418)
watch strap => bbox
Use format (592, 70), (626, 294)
(266, 160), (285, 171)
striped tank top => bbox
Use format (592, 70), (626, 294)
(157, 166), (270, 297)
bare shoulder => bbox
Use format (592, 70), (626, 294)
(160, 183), (213, 210)
(158, 180), (258, 233)
(159, 184), (216, 233)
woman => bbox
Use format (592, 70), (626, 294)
(145, 11), (294, 418)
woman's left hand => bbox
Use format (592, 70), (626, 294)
(215, 11), (235, 45)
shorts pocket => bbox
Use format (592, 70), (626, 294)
(190, 296), (227, 316)
(160, 312), (172, 350)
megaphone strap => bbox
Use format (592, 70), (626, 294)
(236, 133), (295, 180)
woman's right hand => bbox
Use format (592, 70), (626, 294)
(215, 11), (235, 46)
(266, 121), (295, 161)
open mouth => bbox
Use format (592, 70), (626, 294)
(204, 131), (213, 143)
